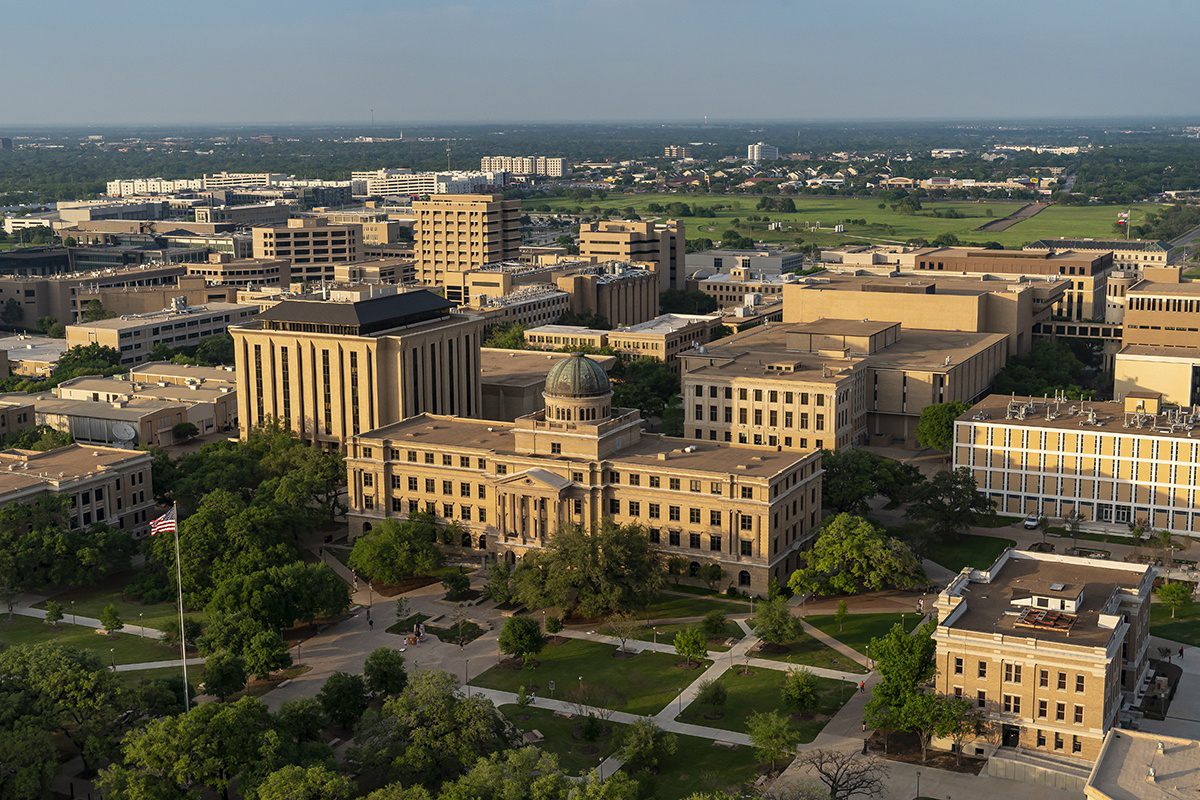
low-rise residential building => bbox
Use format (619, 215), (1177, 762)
(933, 549), (1153, 763)
(65, 300), (258, 366)
(954, 392), (1200, 535)
(0, 444), (156, 537)
(346, 354), (822, 593)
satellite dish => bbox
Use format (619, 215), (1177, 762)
(112, 423), (137, 442)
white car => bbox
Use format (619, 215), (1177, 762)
(1022, 514), (1042, 530)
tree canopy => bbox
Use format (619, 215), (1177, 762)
(904, 468), (993, 549)
(914, 402), (970, 451)
(788, 514), (925, 597)
(348, 513), (445, 585)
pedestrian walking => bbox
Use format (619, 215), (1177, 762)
(859, 680), (866, 694)
(862, 721), (867, 733)
(369, 617), (374, 631)
(1181, 647), (1186, 661)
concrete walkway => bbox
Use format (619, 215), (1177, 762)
(1139, 638), (1200, 740)
(10, 602), (168, 640)
(115, 657), (205, 673)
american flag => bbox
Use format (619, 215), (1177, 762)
(149, 507), (177, 536)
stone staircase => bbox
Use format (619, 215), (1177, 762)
(987, 746), (1093, 793)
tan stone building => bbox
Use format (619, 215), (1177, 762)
(578, 220), (684, 292)
(346, 355), (822, 593)
(252, 218), (362, 284)
(412, 194), (522, 302)
(525, 313), (722, 373)
(461, 261), (659, 327)
(56, 373), (237, 435)
(195, 203), (292, 227)
(230, 291), (483, 449)
(933, 549), (1152, 763)
(681, 319), (1007, 448)
(470, 287), (572, 331)
(0, 444), (156, 537)
(66, 301), (258, 366)
(0, 335), (69, 377)
(185, 255), (289, 287)
(953, 392), (1200, 535)
(480, 348), (615, 422)
(782, 272), (1065, 359)
(0, 263), (188, 328)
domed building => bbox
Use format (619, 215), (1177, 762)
(347, 352), (824, 594)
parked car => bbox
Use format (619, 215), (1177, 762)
(1023, 514), (1042, 529)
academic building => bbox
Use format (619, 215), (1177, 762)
(412, 194), (522, 302)
(953, 392), (1200, 535)
(933, 549), (1153, 763)
(1114, 275), (1200, 406)
(578, 220), (684, 292)
(230, 291), (484, 449)
(346, 355), (822, 593)
(251, 218), (362, 283)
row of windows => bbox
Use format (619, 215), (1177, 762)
(955, 660), (1087, 693)
(608, 498), (753, 529)
(691, 384), (832, 407)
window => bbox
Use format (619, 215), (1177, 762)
(649, 503), (660, 519)
(689, 533), (701, 549)
(391, 498), (404, 512)
(978, 661), (987, 679)
(442, 454), (452, 466)
(629, 501), (640, 517)
(1037, 730), (1046, 747)
(709, 535), (722, 551)
(408, 450), (418, 462)
(460, 482), (471, 497)
(609, 499), (620, 515)
(478, 485), (486, 499)
(710, 510), (721, 526)
(669, 505), (681, 521)
(460, 456), (470, 467)
(363, 497), (374, 510)
(740, 515), (753, 531)
(740, 540), (752, 556)
(425, 479), (435, 493)
(1057, 672), (1067, 691)
(362, 473), (373, 487)
(1039, 670), (1049, 688)
(690, 508), (701, 524)
(741, 486), (754, 499)
(953, 657), (963, 675)
(1055, 702), (1065, 722)
(610, 471), (621, 484)
(1004, 663), (1022, 684)
(1073, 705), (1083, 724)
(461, 506), (471, 521)
(497, 465), (507, 475)
(572, 471), (584, 482)
(442, 503), (453, 518)
(442, 480), (452, 495)
(1003, 695), (1020, 714)
(573, 498), (582, 515)
(630, 474), (641, 486)
(1072, 736), (1082, 754)
(977, 690), (986, 709)
(649, 476), (661, 488)
(669, 478), (680, 490)
(551, 442), (561, 454)
(1054, 733), (1063, 751)
(1075, 674), (1085, 693)
(669, 531), (680, 546)
(649, 528), (660, 543)
(392, 475), (404, 489)
(690, 480), (701, 492)
(1037, 699), (1047, 718)
(408, 476), (418, 491)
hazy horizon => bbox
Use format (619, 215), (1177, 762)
(2, 0), (1197, 127)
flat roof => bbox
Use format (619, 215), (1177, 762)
(958, 394), (1200, 442)
(792, 271), (1068, 296)
(27, 394), (186, 421)
(480, 348), (615, 389)
(0, 443), (151, 495)
(941, 551), (1149, 648)
(1128, 280), (1200, 296)
(357, 414), (808, 478)
(1028, 238), (1169, 252)
(69, 303), (255, 331)
(58, 376), (231, 404)
(1117, 344), (1200, 360)
(613, 314), (719, 336)
(525, 324), (608, 336)
(0, 335), (69, 363)
(790, 319), (899, 337)
(127, 362), (236, 383)
(1086, 729), (1200, 800)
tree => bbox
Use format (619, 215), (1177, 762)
(700, 562), (724, 590)
(203, 651), (247, 701)
(498, 615), (548, 666)
(438, 747), (573, 800)
(794, 749), (888, 800)
(274, 697), (328, 747)
(835, 599), (848, 632)
(255, 765), (354, 800)
(820, 448), (882, 516)
(100, 603), (124, 635)
(364, 647), (408, 696)
(172, 421), (199, 441)
(915, 402), (969, 451)
(905, 469), (993, 548)
(935, 694), (984, 766)
(898, 693), (940, 763)
(695, 678), (727, 717)
(659, 289), (718, 315)
(747, 710), (800, 771)
(782, 668), (819, 715)
(43, 600), (63, 626)
(81, 299), (117, 323)
(482, 322), (528, 350)
(602, 612), (641, 653)
(483, 560), (514, 605)
(1, 297), (23, 326)
(1156, 581), (1192, 619)
(864, 621), (937, 743)
(318, 671), (369, 729)
(618, 717), (678, 772)
(788, 514), (925, 597)
(348, 515), (444, 584)
(243, 630), (292, 681)
(442, 569), (471, 601)
(753, 597), (802, 644)
(674, 626), (708, 668)
(611, 357), (680, 420)
(160, 615), (203, 650)
(702, 609), (727, 638)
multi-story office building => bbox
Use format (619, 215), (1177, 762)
(0, 262), (186, 327)
(66, 300), (258, 366)
(479, 348), (615, 422)
(463, 261), (659, 327)
(0, 443), (156, 537)
(688, 266), (794, 307)
(354, 169), (507, 197)
(681, 319), (1007, 448)
(782, 272), (1067, 359)
(230, 290), (484, 449)
(1025, 238), (1170, 273)
(0, 335), (68, 377)
(194, 203), (293, 227)
(412, 194), (522, 302)
(469, 287), (572, 331)
(686, 248), (805, 279)
(747, 142), (779, 162)
(933, 549), (1152, 763)
(526, 313), (722, 373)
(954, 392), (1200, 535)
(479, 156), (566, 177)
(578, 220), (684, 292)
(185, 256), (289, 287)
(1114, 274), (1200, 405)
(202, 172), (286, 189)
(663, 145), (693, 159)
(906, 247), (1112, 322)
(56, 371), (236, 436)
(252, 218), (362, 283)
(345, 354), (822, 593)
(0, 247), (74, 277)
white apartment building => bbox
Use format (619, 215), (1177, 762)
(353, 169), (507, 197)
(480, 156), (566, 177)
(747, 142), (779, 163)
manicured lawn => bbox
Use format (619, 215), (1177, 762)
(662, 584), (752, 604)
(998, 204), (1162, 246)
(35, 570), (193, 631)
(978, 514), (1021, 528)
(470, 637), (709, 716)
(642, 733), (764, 799)
(1149, 601), (1200, 647)
(807, 612), (922, 657)
(499, 704), (626, 775)
(0, 615), (181, 666)
(753, 632), (867, 674)
(676, 667), (853, 743)
(114, 665), (191, 687)
(629, 621), (741, 652)
(644, 593), (746, 621)
(924, 534), (1015, 573)
(427, 619), (486, 646)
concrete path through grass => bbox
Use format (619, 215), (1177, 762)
(10, 599), (167, 640)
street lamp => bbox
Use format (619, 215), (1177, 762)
(139, 612), (144, 637)
(653, 628), (659, 648)
(465, 658), (470, 698)
(296, 640), (302, 666)
(70, 600), (75, 626)
(916, 770), (921, 798)
(110, 648), (115, 672)
(368, 582), (373, 608)
(677, 687), (683, 714)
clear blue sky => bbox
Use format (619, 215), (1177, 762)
(3, 0), (1198, 125)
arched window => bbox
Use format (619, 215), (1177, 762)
(478, 535), (488, 550)
(738, 570), (751, 587)
(362, 522), (372, 534)
(461, 531), (472, 547)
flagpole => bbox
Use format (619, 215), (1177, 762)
(172, 502), (190, 711)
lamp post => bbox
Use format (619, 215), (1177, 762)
(110, 648), (115, 672)
(465, 658), (470, 698)
(296, 640), (302, 667)
(70, 600), (75, 626)
(139, 612), (144, 637)
(677, 687), (683, 714)
(916, 770), (920, 798)
(368, 582), (373, 609)
(653, 628), (659, 648)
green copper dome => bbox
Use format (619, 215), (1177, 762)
(545, 354), (611, 398)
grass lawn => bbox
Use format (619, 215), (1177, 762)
(470, 637), (709, 716)
(499, 704), (626, 775)
(663, 584), (752, 604)
(0, 615), (180, 666)
(676, 667), (853, 743)
(753, 632), (867, 674)
(644, 593), (746, 621)
(978, 514), (1021, 528)
(114, 665), (190, 687)
(385, 613), (430, 636)
(35, 570), (195, 631)
(629, 621), (741, 652)
(807, 612), (922, 657)
(1149, 601), (1200, 647)
(427, 619), (486, 646)
(924, 534), (1016, 573)
(642, 733), (765, 799)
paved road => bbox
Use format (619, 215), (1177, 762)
(1167, 222), (1200, 264)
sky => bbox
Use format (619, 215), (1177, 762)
(2, 0), (1199, 126)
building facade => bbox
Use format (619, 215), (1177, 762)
(412, 194), (522, 302)
(251, 218), (362, 283)
(345, 354), (822, 593)
(747, 142), (779, 162)
(578, 220), (684, 292)
(65, 300), (258, 366)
